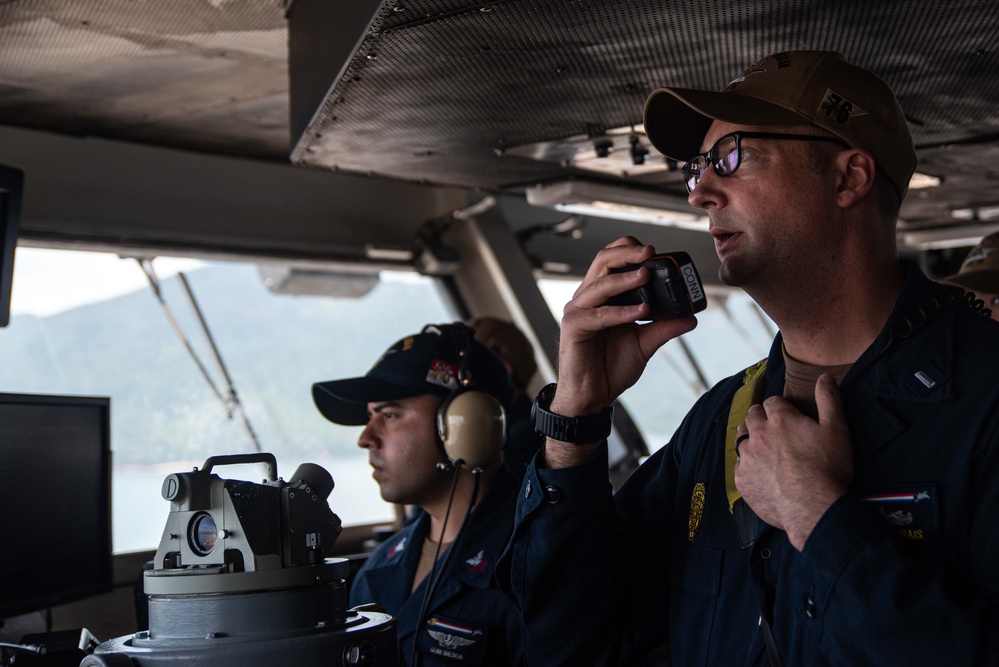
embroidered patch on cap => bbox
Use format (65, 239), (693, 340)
(419, 615), (488, 663)
(426, 358), (460, 389)
(818, 89), (868, 126)
(861, 484), (939, 542)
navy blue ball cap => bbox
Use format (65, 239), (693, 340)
(313, 323), (513, 426)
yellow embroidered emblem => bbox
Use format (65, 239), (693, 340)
(688, 482), (706, 542)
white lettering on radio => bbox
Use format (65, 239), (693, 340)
(680, 263), (703, 302)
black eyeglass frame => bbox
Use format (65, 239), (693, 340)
(682, 131), (852, 193)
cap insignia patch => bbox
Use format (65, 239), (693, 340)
(819, 89), (868, 126)
(427, 358), (459, 389)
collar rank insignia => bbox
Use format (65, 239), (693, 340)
(387, 536), (407, 560)
(465, 549), (488, 574)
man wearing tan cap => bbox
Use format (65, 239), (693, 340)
(501, 51), (999, 665)
(941, 231), (999, 319)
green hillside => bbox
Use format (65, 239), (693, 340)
(0, 264), (454, 464)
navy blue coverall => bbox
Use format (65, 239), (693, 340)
(501, 262), (999, 666)
(351, 470), (526, 666)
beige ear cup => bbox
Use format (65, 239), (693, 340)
(438, 390), (506, 469)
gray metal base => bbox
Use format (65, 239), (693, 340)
(81, 578), (398, 666)
(81, 610), (396, 666)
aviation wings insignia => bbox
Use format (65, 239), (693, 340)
(428, 630), (476, 649)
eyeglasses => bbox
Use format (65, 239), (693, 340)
(682, 131), (851, 193)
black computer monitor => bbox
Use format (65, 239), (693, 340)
(0, 164), (24, 328)
(0, 393), (112, 620)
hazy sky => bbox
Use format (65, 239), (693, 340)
(8, 248), (476, 319)
(10, 248), (206, 317)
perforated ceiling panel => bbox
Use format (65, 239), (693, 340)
(2, 0), (997, 233)
(0, 0), (289, 160)
(292, 0), (999, 226)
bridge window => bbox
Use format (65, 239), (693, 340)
(0, 247), (455, 553)
(538, 278), (776, 452)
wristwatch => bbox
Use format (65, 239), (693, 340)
(531, 382), (614, 444)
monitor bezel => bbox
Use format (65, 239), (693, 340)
(0, 164), (24, 329)
(0, 392), (113, 620)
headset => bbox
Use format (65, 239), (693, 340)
(428, 323), (507, 471)
(412, 324), (507, 666)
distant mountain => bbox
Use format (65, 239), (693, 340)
(0, 261), (776, 466)
(0, 264), (454, 464)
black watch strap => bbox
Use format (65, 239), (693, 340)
(531, 383), (614, 444)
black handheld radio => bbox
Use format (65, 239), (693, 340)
(609, 252), (707, 320)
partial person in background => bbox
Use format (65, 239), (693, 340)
(466, 316), (543, 473)
(940, 230), (999, 320)
(313, 323), (526, 666)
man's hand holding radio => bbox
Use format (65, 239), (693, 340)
(544, 238), (698, 469)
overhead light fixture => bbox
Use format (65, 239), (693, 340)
(506, 127), (670, 179)
(258, 265), (379, 298)
(364, 244), (414, 261)
(899, 223), (999, 251)
(526, 181), (708, 231)
(950, 205), (999, 222)
(909, 172), (941, 190)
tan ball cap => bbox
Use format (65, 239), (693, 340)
(941, 231), (999, 294)
(644, 51), (916, 198)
